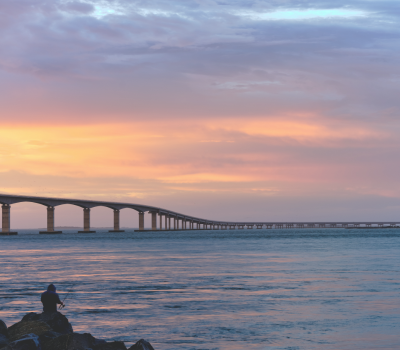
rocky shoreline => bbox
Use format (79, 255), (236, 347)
(0, 312), (154, 350)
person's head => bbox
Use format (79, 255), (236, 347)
(47, 284), (56, 292)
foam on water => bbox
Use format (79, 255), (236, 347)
(0, 229), (399, 349)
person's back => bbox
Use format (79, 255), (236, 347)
(41, 284), (63, 313)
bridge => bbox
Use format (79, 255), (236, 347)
(0, 193), (399, 235)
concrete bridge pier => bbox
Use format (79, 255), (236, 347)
(78, 208), (96, 233)
(138, 212), (144, 231)
(151, 212), (157, 230)
(1, 204), (17, 235)
(109, 210), (124, 232)
(40, 206), (62, 234)
(166, 215), (169, 230)
(159, 213), (163, 230)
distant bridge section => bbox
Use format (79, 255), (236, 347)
(0, 194), (399, 235)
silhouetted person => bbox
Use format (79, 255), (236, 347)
(41, 284), (64, 312)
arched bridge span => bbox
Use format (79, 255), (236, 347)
(1, 193), (399, 235)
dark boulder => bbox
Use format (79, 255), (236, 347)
(0, 321), (7, 338)
(93, 341), (127, 350)
(0, 320), (8, 348)
(2, 333), (40, 350)
(22, 312), (73, 334)
(128, 339), (154, 350)
(38, 330), (62, 346)
(41, 332), (96, 350)
(8, 320), (51, 342)
(0, 335), (8, 349)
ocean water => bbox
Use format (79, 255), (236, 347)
(0, 229), (399, 350)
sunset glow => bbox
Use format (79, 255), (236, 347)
(1, 0), (400, 225)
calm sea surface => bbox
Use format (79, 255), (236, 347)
(0, 229), (399, 349)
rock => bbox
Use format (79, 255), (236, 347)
(8, 320), (51, 342)
(0, 320), (7, 338)
(128, 339), (154, 350)
(3, 333), (40, 350)
(22, 312), (73, 334)
(94, 338), (107, 345)
(0, 337), (8, 349)
(41, 332), (96, 350)
(0, 335), (8, 349)
(93, 341), (127, 350)
(39, 330), (62, 346)
(0, 320), (8, 348)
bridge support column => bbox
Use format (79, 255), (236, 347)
(1, 204), (17, 235)
(159, 213), (163, 230)
(165, 215), (169, 230)
(138, 212), (144, 231)
(78, 208), (96, 233)
(40, 207), (62, 234)
(48, 207), (55, 232)
(151, 212), (157, 230)
(109, 210), (124, 232)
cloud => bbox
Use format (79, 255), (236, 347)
(1, 0), (400, 220)
(1, 0), (399, 126)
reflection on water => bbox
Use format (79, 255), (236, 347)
(0, 229), (399, 349)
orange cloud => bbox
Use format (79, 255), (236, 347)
(0, 116), (389, 187)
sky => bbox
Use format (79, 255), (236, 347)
(1, 0), (400, 228)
